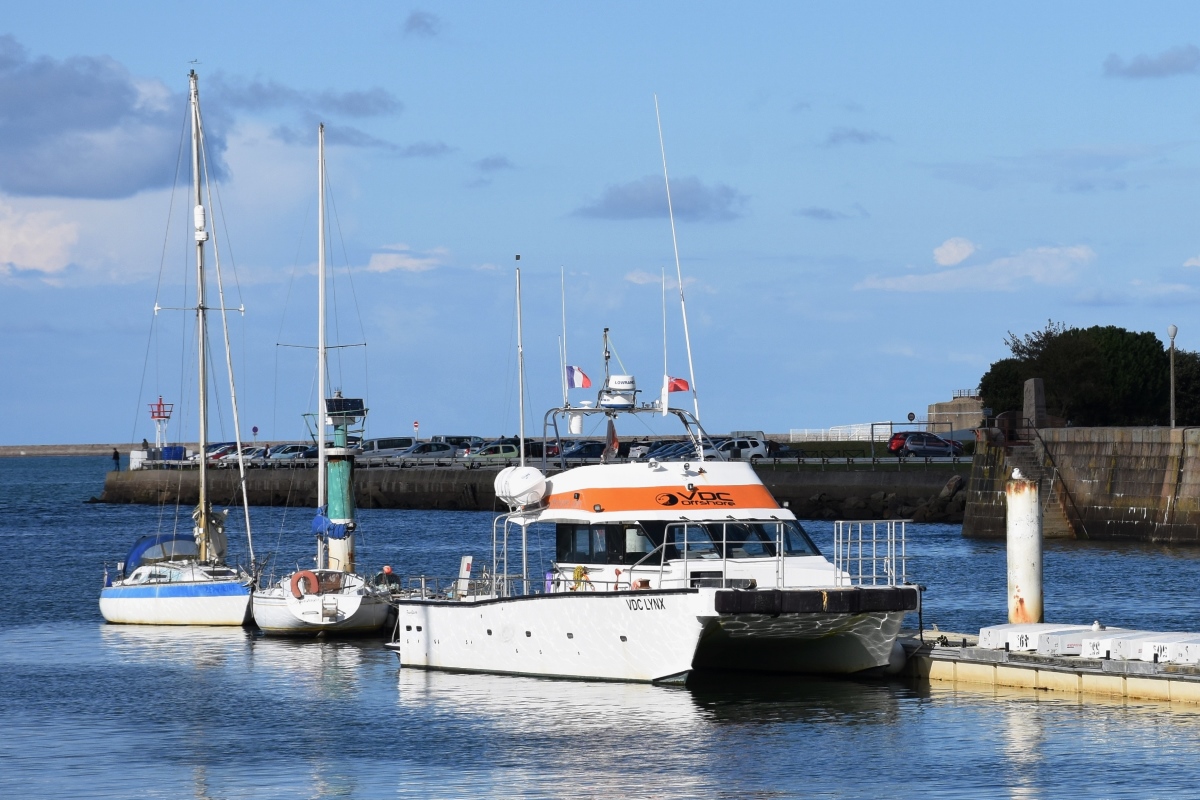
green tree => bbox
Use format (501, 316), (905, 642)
(980, 322), (1171, 426)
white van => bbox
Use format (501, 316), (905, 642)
(359, 437), (418, 458)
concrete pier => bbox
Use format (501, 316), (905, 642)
(964, 426), (1200, 543)
(905, 635), (1200, 706)
(96, 462), (971, 518)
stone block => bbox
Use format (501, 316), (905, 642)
(1081, 673), (1126, 698)
(927, 659), (956, 683)
(955, 661), (997, 686)
(1037, 669), (1082, 694)
(1169, 679), (1200, 705)
(1127, 676), (1172, 702)
(995, 664), (1039, 688)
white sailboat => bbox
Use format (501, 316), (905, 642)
(251, 124), (391, 636)
(100, 70), (254, 626)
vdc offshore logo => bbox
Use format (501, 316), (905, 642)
(655, 490), (736, 507)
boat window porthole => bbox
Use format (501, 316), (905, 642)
(525, 631), (532, 637)
(573, 492), (580, 499)
(406, 625), (412, 631)
(416, 626), (422, 632)
(567, 632), (574, 639)
(620, 635), (628, 642)
(487, 629), (492, 635)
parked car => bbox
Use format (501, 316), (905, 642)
(647, 441), (695, 460)
(358, 437), (418, 459)
(464, 442), (521, 463)
(219, 445), (267, 462)
(432, 435), (484, 454)
(716, 437), (767, 460)
(885, 432), (912, 456)
(628, 440), (670, 459)
(192, 442), (238, 463)
(644, 440), (686, 459)
(267, 443), (309, 460)
(397, 441), (457, 460)
(523, 440), (560, 459)
(895, 432), (964, 458)
(766, 440), (803, 458)
(560, 441), (607, 460)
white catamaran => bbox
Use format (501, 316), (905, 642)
(251, 124), (391, 636)
(100, 71), (255, 626)
(386, 103), (916, 680)
(386, 327), (918, 682)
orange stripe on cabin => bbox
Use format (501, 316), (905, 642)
(546, 484), (779, 513)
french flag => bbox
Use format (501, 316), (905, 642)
(566, 366), (591, 389)
(666, 376), (690, 392)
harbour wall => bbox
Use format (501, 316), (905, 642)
(962, 427), (1200, 543)
(97, 463), (971, 521)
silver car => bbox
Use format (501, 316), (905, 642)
(397, 441), (457, 461)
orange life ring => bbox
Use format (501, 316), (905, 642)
(290, 570), (321, 599)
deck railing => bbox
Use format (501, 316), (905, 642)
(831, 520), (907, 587)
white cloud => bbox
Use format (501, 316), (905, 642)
(1184, 256), (1200, 267)
(366, 243), (447, 273)
(624, 270), (693, 289)
(857, 245), (1094, 292)
(933, 237), (977, 266)
(624, 270), (662, 285)
(0, 203), (77, 276)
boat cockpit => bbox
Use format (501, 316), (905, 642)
(543, 517), (832, 592)
(555, 518), (819, 565)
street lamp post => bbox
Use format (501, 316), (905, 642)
(1169, 324), (1178, 429)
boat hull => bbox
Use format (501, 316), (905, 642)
(693, 610), (907, 674)
(99, 581), (251, 626)
(252, 590), (391, 636)
(391, 589), (706, 682)
(388, 586), (914, 682)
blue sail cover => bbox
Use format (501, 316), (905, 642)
(123, 532), (200, 572)
(311, 507), (349, 540)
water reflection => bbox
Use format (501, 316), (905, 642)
(686, 671), (904, 725)
(247, 634), (374, 703)
(99, 624), (253, 670)
(395, 668), (712, 798)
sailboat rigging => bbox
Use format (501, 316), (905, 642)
(99, 70), (254, 626)
(250, 123), (391, 635)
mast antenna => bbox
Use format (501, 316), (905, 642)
(654, 95), (700, 422)
(516, 257), (525, 468)
(661, 267), (669, 416)
(560, 266), (568, 407)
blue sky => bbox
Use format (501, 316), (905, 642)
(4, 3), (1200, 445)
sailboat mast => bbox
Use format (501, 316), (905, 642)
(190, 69), (210, 560)
(317, 123), (327, 514)
(516, 265), (525, 469)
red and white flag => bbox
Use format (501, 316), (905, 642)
(565, 366), (591, 389)
(666, 376), (690, 392)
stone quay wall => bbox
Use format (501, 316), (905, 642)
(99, 462), (971, 521)
(963, 427), (1200, 543)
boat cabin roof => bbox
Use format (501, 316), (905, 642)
(533, 460), (792, 525)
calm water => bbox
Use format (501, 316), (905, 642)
(5, 457), (1200, 798)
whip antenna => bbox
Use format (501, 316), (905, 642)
(655, 95), (699, 421)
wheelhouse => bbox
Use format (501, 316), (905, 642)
(554, 519), (820, 566)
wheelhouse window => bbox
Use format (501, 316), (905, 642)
(556, 524), (625, 564)
(660, 520), (820, 560)
(665, 523), (719, 560)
